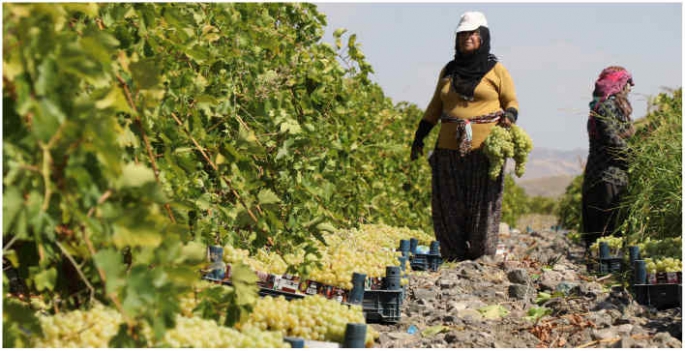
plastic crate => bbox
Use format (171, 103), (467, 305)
(585, 257), (623, 275)
(647, 272), (682, 285)
(410, 253), (443, 272)
(361, 289), (402, 324)
(633, 284), (682, 309)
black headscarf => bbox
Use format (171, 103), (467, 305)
(443, 26), (498, 101)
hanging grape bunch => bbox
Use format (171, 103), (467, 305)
(483, 124), (533, 180)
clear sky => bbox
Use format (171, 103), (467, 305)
(314, 2), (682, 151)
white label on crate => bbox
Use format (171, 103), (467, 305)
(647, 274), (657, 284)
(666, 272), (678, 284)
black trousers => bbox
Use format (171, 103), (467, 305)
(581, 181), (625, 249)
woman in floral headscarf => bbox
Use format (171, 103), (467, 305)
(582, 66), (635, 249)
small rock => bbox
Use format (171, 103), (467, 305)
(447, 301), (469, 312)
(579, 282), (604, 297)
(652, 332), (682, 348)
(438, 279), (456, 290)
(555, 281), (579, 295)
(630, 325), (650, 336)
(458, 308), (482, 321)
(507, 269), (529, 284)
(593, 300), (619, 312)
(414, 288), (438, 301)
(611, 336), (633, 348)
(443, 315), (457, 323)
(508, 283), (529, 299)
(388, 332), (409, 340)
(465, 299), (486, 309)
(616, 324), (633, 335)
(588, 311), (614, 328)
(592, 328), (617, 340)
(444, 331), (460, 344)
(539, 270), (564, 291)
(421, 305), (436, 316)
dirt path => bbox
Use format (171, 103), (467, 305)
(371, 227), (682, 348)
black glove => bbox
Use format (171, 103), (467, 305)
(410, 120), (435, 161)
(504, 107), (518, 123)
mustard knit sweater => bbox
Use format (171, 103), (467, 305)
(422, 62), (519, 150)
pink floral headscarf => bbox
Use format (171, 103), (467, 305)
(592, 66), (634, 104)
(588, 66), (634, 139)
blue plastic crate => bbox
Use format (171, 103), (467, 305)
(410, 253), (442, 272)
(361, 289), (402, 324)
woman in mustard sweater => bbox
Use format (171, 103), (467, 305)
(410, 11), (519, 261)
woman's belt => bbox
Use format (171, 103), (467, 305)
(440, 110), (504, 156)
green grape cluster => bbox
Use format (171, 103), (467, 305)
(162, 316), (288, 348)
(223, 224), (432, 289)
(34, 301), (289, 348)
(509, 125), (534, 177)
(483, 125), (534, 180)
(242, 295), (378, 347)
(644, 257), (682, 273)
(483, 126), (514, 180)
(588, 236), (624, 257)
(35, 303), (124, 348)
(636, 237), (682, 260)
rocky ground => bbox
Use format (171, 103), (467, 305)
(371, 226), (682, 348)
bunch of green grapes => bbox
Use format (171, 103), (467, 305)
(636, 237), (682, 260)
(356, 224), (434, 247)
(588, 236), (624, 257)
(34, 303), (124, 348)
(179, 279), (233, 317)
(509, 125), (534, 177)
(162, 316), (288, 348)
(34, 301), (289, 348)
(223, 224), (427, 289)
(483, 126), (515, 179)
(644, 257), (682, 273)
(241, 295), (377, 347)
(223, 245), (288, 274)
(304, 232), (406, 289)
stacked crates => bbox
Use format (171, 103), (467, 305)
(629, 246), (682, 310)
(399, 238), (443, 272)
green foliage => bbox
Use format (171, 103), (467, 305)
(502, 174), (530, 227)
(619, 89), (682, 242)
(555, 175), (583, 231)
(2, 3), (435, 345)
(527, 196), (557, 215)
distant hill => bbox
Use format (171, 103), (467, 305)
(507, 147), (587, 198)
(517, 175), (576, 198)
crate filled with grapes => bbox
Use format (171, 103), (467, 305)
(585, 237), (624, 275)
(631, 256), (682, 309)
(635, 237), (682, 284)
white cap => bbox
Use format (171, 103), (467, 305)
(455, 11), (488, 33)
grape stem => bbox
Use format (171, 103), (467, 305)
(115, 74), (176, 223)
(55, 241), (95, 304)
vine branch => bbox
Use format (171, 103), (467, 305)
(170, 112), (259, 224)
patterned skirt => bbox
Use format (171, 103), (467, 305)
(429, 148), (504, 261)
